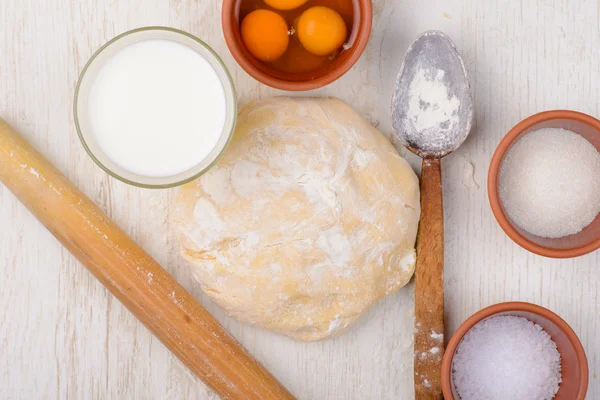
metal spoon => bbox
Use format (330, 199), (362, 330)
(391, 31), (473, 400)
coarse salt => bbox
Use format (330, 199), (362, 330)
(452, 315), (562, 400)
(499, 128), (600, 238)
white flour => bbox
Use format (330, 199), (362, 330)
(403, 67), (461, 154)
(316, 228), (352, 266)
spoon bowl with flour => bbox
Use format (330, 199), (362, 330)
(392, 31), (473, 159)
(391, 30), (473, 399)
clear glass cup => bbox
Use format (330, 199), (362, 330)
(74, 26), (237, 188)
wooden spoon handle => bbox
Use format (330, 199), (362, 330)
(414, 158), (445, 400)
(0, 118), (295, 400)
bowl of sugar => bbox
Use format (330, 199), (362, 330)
(441, 302), (588, 400)
(74, 27), (237, 188)
(488, 110), (600, 258)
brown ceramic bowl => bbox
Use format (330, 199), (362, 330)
(221, 0), (372, 91)
(488, 110), (600, 258)
(442, 302), (588, 400)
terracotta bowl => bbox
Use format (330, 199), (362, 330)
(488, 110), (600, 258)
(441, 302), (588, 400)
(221, 0), (372, 91)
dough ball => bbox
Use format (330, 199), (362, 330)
(175, 97), (420, 341)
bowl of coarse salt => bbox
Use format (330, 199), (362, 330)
(488, 110), (600, 258)
(441, 302), (588, 400)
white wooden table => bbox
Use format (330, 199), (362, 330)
(2, 0), (599, 399)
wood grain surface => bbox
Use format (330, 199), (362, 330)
(2, 1), (600, 399)
(414, 159), (444, 400)
(0, 118), (294, 400)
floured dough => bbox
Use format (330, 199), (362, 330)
(175, 97), (420, 341)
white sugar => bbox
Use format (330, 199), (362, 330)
(499, 128), (600, 238)
(452, 316), (562, 400)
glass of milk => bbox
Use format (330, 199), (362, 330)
(74, 27), (237, 188)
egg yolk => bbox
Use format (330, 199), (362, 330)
(241, 9), (289, 62)
(264, 0), (308, 10)
(297, 6), (347, 56)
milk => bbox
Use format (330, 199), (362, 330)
(87, 39), (227, 178)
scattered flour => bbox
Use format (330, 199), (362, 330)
(327, 315), (342, 334)
(316, 227), (352, 265)
(398, 250), (417, 274)
(191, 198), (226, 247)
(29, 167), (40, 178)
(460, 157), (479, 190)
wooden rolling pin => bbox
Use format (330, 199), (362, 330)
(0, 118), (295, 400)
